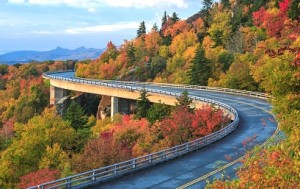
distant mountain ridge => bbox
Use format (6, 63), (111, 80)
(0, 46), (104, 64)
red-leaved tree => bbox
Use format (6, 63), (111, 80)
(252, 7), (266, 27)
(191, 106), (228, 137)
(18, 169), (60, 189)
(279, 0), (291, 13)
(74, 131), (132, 173)
(113, 115), (149, 150)
(161, 106), (193, 146)
(252, 0), (292, 38)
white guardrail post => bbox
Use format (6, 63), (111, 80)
(29, 70), (270, 189)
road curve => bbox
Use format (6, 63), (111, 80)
(49, 72), (277, 189)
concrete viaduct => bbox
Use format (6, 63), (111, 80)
(47, 71), (234, 120)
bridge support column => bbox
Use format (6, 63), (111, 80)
(111, 97), (119, 120)
(50, 86), (69, 105)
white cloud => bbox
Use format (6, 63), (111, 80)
(88, 8), (96, 13)
(31, 31), (57, 35)
(65, 22), (140, 34)
(7, 0), (25, 3)
(103, 0), (188, 8)
(8, 0), (189, 11)
(28, 0), (61, 5)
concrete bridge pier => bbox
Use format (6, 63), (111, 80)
(97, 96), (135, 120)
(50, 86), (69, 105)
(111, 97), (119, 120)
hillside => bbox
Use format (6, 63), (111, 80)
(0, 46), (104, 64)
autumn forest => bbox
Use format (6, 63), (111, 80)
(0, 0), (299, 188)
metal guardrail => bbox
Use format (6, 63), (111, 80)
(43, 71), (268, 100)
(93, 80), (268, 99)
(30, 71), (243, 189)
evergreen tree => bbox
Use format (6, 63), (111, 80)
(126, 43), (136, 67)
(152, 23), (158, 32)
(188, 46), (211, 86)
(146, 101), (171, 124)
(137, 21), (146, 38)
(135, 89), (151, 119)
(63, 101), (88, 130)
(162, 35), (172, 46)
(202, 0), (213, 26)
(202, 0), (213, 12)
(171, 12), (179, 23)
(218, 51), (234, 72)
(161, 11), (167, 29)
(210, 30), (224, 47)
(175, 91), (194, 112)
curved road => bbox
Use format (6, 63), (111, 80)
(50, 72), (277, 189)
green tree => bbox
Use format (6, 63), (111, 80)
(210, 30), (223, 47)
(202, 0), (213, 12)
(137, 21), (146, 38)
(149, 56), (167, 79)
(208, 11), (232, 47)
(288, 0), (300, 21)
(188, 46), (211, 85)
(162, 34), (172, 46)
(176, 90), (193, 111)
(126, 43), (136, 67)
(171, 12), (179, 23)
(224, 53), (259, 91)
(29, 84), (49, 114)
(39, 143), (71, 174)
(161, 11), (167, 29)
(146, 101), (171, 124)
(218, 51), (234, 72)
(0, 64), (8, 75)
(202, 0), (213, 26)
(63, 101), (88, 130)
(20, 64), (39, 78)
(152, 23), (158, 32)
(135, 89), (151, 119)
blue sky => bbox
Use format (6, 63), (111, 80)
(0, 0), (205, 53)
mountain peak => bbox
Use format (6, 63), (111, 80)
(55, 46), (64, 50)
(0, 46), (104, 64)
(75, 46), (86, 50)
(53, 46), (68, 51)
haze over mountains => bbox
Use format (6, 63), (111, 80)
(0, 47), (104, 64)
